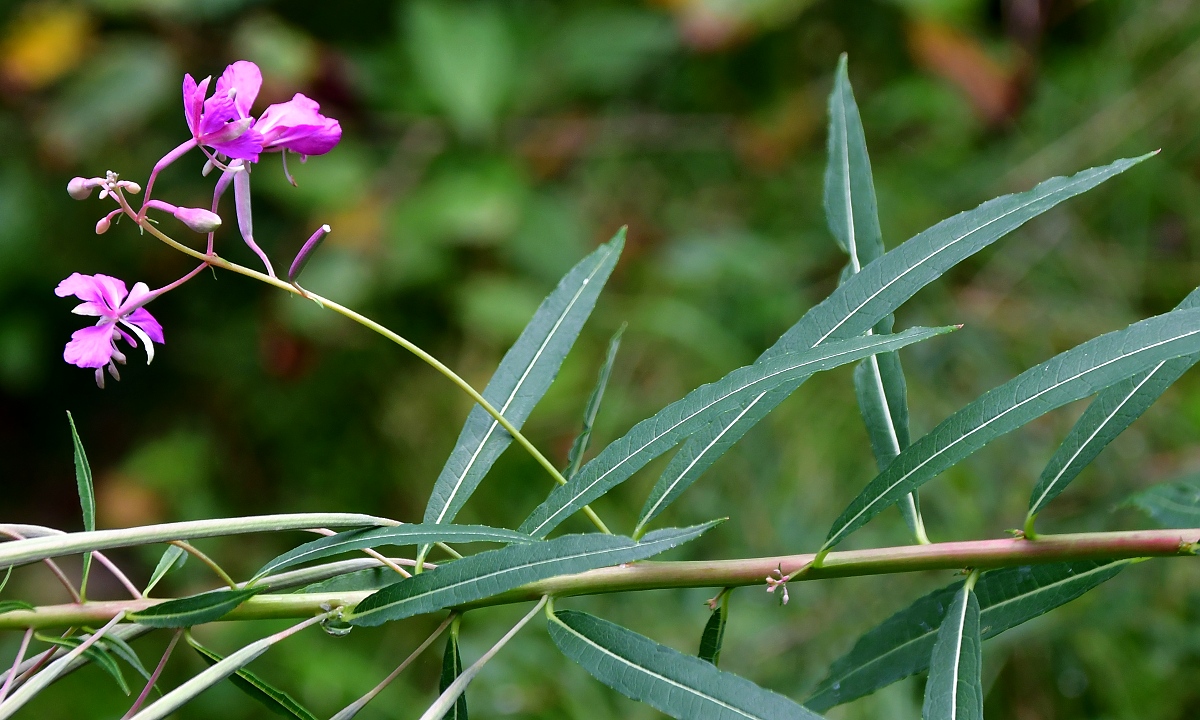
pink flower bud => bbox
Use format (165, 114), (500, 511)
(95, 216), (111, 234)
(172, 207), (222, 234)
(68, 177), (98, 200)
(120, 181), (142, 195)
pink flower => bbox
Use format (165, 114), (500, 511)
(56, 273), (164, 387)
(182, 62), (263, 162)
(256, 93), (342, 157)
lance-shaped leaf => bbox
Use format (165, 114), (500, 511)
(438, 633), (467, 720)
(189, 635), (319, 720)
(0, 613), (124, 719)
(347, 524), (717, 627)
(254, 524), (532, 580)
(805, 560), (1127, 710)
(644, 154), (1151, 533)
(36, 633), (130, 695)
(525, 326), (954, 538)
(566, 325), (625, 481)
(99, 632), (154, 685)
(825, 308), (1200, 551)
(144, 545), (187, 595)
(128, 586), (264, 628)
(1028, 286), (1200, 524)
(549, 610), (823, 720)
(423, 232), (624, 528)
(67, 412), (95, 597)
(1124, 475), (1200, 528)
(697, 597), (728, 665)
(921, 584), (983, 720)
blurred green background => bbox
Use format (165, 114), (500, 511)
(1, 0), (1199, 717)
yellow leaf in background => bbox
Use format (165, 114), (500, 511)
(0, 4), (93, 90)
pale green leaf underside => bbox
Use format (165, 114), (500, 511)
(826, 307), (1200, 551)
(643, 154), (1149, 534)
(921, 586), (983, 720)
(190, 637), (319, 720)
(424, 231), (624, 527)
(1124, 475), (1200, 528)
(1029, 286), (1200, 519)
(255, 524), (532, 579)
(805, 560), (1127, 711)
(347, 523), (717, 626)
(550, 610), (823, 720)
(527, 326), (953, 538)
(128, 587), (263, 628)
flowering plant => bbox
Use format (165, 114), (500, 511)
(0, 55), (1197, 720)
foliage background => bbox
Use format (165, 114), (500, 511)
(1, 0), (1199, 717)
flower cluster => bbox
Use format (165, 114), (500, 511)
(62, 61), (341, 386)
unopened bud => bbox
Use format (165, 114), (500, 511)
(68, 177), (97, 200)
(120, 181), (141, 195)
(288, 224), (331, 283)
(95, 216), (111, 234)
(202, 159), (215, 177)
(173, 207), (222, 234)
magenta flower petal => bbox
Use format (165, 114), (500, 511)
(63, 324), (117, 369)
(182, 74), (210, 137)
(124, 309), (164, 344)
(198, 93), (240, 138)
(211, 127), (264, 162)
(214, 60), (262, 119)
(256, 94), (342, 156)
(55, 273), (127, 315)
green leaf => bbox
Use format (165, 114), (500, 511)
(300, 566), (400, 594)
(189, 636), (319, 720)
(0, 600), (35, 615)
(423, 232), (624, 529)
(67, 411), (95, 597)
(566, 324), (625, 482)
(1028, 286), (1200, 523)
(347, 524), (717, 627)
(697, 596), (728, 666)
(99, 633), (154, 685)
(37, 633), (130, 695)
(646, 154), (1151, 536)
(128, 587), (264, 628)
(805, 560), (1127, 711)
(921, 584), (983, 720)
(0, 566), (10, 595)
(549, 610), (823, 720)
(825, 307), (1200, 551)
(144, 545), (188, 595)
(1123, 475), (1200, 528)
(255, 524), (532, 580)
(438, 633), (467, 720)
(528, 326), (954, 538)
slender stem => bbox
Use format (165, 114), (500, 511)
(329, 615), (454, 720)
(169, 542), (238, 590)
(0, 629), (31, 703)
(121, 630), (181, 719)
(0, 526), (142, 599)
(308, 529), (411, 579)
(0, 530), (80, 603)
(111, 191), (611, 534)
(4, 528), (1194, 630)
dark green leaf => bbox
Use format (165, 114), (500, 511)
(189, 636), (319, 720)
(255, 524), (532, 580)
(300, 566), (399, 594)
(128, 586), (264, 628)
(550, 610), (822, 720)
(67, 411), (95, 596)
(423, 232), (623, 529)
(648, 154), (1150, 536)
(0, 600), (35, 614)
(525, 326), (954, 538)
(438, 633), (467, 720)
(37, 633), (130, 695)
(99, 633), (154, 684)
(806, 560), (1127, 710)
(921, 585), (983, 720)
(697, 596), (728, 666)
(565, 324), (625, 482)
(347, 524), (717, 627)
(144, 545), (188, 595)
(1028, 286), (1200, 522)
(1124, 475), (1200, 528)
(826, 308), (1200, 551)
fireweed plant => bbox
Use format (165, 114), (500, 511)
(0, 54), (1197, 720)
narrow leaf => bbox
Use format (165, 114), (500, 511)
(566, 324), (625, 481)
(128, 587), (263, 628)
(824, 53), (884, 267)
(99, 632), (154, 684)
(697, 599), (728, 665)
(347, 523), (717, 627)
(805, 560), (1127, 710)
(36, 634), (130, 695)
(144, 545), (187, 595)
(825, 308), (1200, 551)
(438, 634), (467, 720)
(424, 231), (624, 527)
(648, 154), (1151, 533)
(255, 524), (532, 579)
(1029, 286), (1200, 521)
(0, 613), (123, 719)
(0, 601), (34, 615)
(921, 585), (983, 720)
(550, 610), (823, 720)
(525, 326), (954, 538)
(189, 636), (319, 720)
(67, 411), (95, 597)
(1124, 475), (1200, 528)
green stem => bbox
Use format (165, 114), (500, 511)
(169, 542), (238, 590)
(5, 528), (1195, 630)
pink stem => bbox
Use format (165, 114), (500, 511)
(121, 629), (180, 719)
(233, 166), (276, 277)
(207, 168), (236, 255)
(140, 139), (197, 215)
(0, 628), (32, 703)
(92, 551), (143, 600)
(0, 530), (80, 603)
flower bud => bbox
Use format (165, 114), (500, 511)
(68, 177), (97, 200)
(120, 181), (142, 195)
(95, 216), (111, 234)
(288, 224), (331, 283)
(172, 207), (222, 234)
